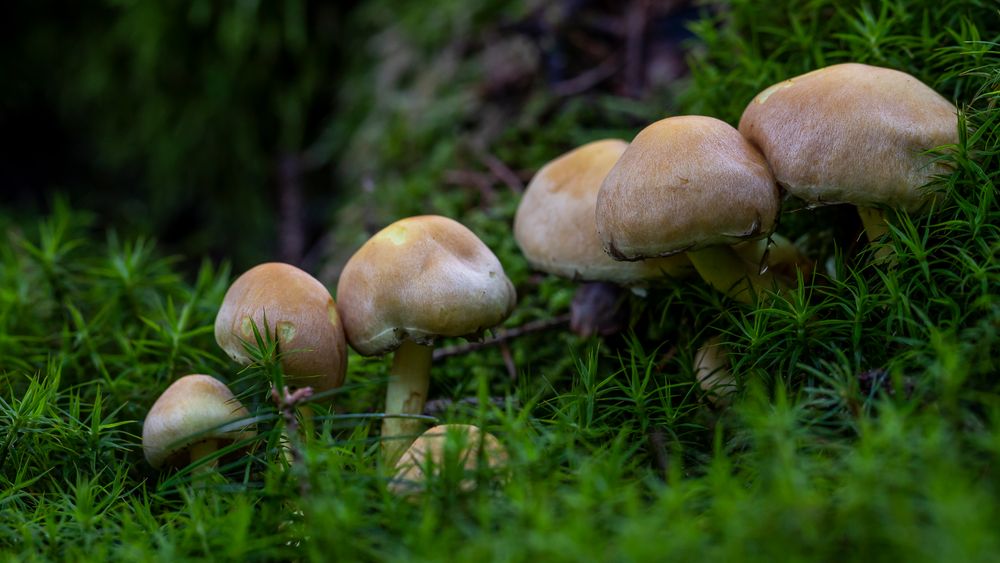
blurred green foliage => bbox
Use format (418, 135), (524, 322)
(4, 0), (345, 266)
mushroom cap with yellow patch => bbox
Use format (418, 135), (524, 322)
(514, 139), (693, 284)
(738, 63), (958, 212)
(389, 424), (507, 497)
(336, 215), (517, 356)
(142, 374), (255, 469)
(215, 262), (348, 393)
(596, 115), (780, 260)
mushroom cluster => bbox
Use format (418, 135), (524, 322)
(514, 63), (957, 306)
(140, 61), (957, 497)
(513, 62), (957, 399)
(142, 216), (514, 494)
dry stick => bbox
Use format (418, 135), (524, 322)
(432, 313), (572, 361)
(423, 396), (517, 417)
(444, 169), (498, 206)
(499, 341), (517, 382)
(552, 56), (620, 98)
(271, 385), (314, 496)
(478, 152), (525, 195)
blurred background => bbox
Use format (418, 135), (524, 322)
(2, 0), (700, 277)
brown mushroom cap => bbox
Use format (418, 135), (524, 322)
(738, 63), (958, 212)
(515, 139), (693, 284)
(336, 215), (517, 356)
(215, 262), (348, 393)
(142, 374), (255, 469)
(389, 424), (507, 496)
(596, 115), (780, 261)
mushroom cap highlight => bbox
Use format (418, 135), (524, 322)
(596, 115), (780, 261)
(389, 424), (508, 496)
(215, 262), (348, 393)
(336, 215), (517, 356)
(738, 63), (958, 212)
(142, 374), (255, 469)
(514, 139), (693, 284)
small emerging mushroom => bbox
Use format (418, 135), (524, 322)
(694, 336), (734, 404)
(336, 216), (517, 464)
(596, 115), (786, 303)
(215, 262), (348, 394)
(142, 374), (255, 472)
(389, 424), (508, 497)
(738, 63), (958, 247)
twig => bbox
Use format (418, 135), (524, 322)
(422, 396), (517, 417)
(444, 169), (497, 205)
(433, 313), (572, 361)
(646, 426), (670, 477)
(271, 385), (314, 496)
(478, 152), (525, 195)
(551, 56), (620, 97)
(499, 341), (517, 382)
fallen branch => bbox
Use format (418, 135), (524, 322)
(433, 313), (572, 361)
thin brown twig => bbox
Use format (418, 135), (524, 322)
(551, 56), (620, 97)
(271, 385), (314, 496)
(433, 313), (572, 361)
(478, 152), (525, 194)
(499, 341), (517, 382)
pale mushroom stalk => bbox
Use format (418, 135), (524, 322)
(189, 439), (220, 475)
(382, 340), (434, 464)
(687, 246), (788, 304)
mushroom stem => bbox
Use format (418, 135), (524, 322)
(687, 245), (787, 304)
(382, 340), (433, 465)
(857, 206), (890, 241)
(856, 206), (895, 262)
(189, 439), (219, 475)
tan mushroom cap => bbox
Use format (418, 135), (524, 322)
(738, 63), (958, 212)
(596, 115), (780, 261)
(514, 139), (693, 285)
(215, 262), (348, 394)
(389, 424), (507, 496)
(336, 215), (517, 356)
(142, 374), (255, 469)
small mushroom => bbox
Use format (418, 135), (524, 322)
(336, 216), (516, 463)
(215, 262), (348, 394)
(514, 139), (694, 335)
(694, 336), (734, 404)
(142, 374), (255, 471)
(389, 424), (508, 497)
(738, 63), (958, 245)
(596, 115), (786, 303)
(515, 139), (694, 285)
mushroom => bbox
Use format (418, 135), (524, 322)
(694, 336), (734, 404)
(738, 63), (958, 246)
(336, 215), (516, 463)
(142, 374), (255, 472)
(514, 139), (694, 335)
(215, 262), (348, 395)
(389, 424), (507, 497)
(596, 115), (786, 303)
